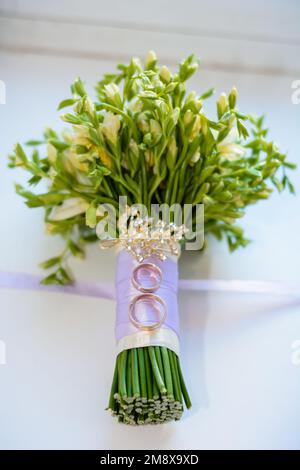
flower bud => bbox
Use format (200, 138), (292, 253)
(172, 107), (180, 125)
(129, 139), (139, 158)
(183, 109), (193, 126)
(195, 99), (203, 111)
(150, 119), (162, 141)
(200, 115), (208, 135)
(190, 149), (201, 165)
(166, 136), (178, 170)
(168, 136), (178, 159)
(137, 112), (150, 133)
(217, 93), (229, 118)
(145, 50), (157, 69)
(160, 65), (171, 83)
(228, 86), (238, 109)
(131, 57), (142, 73)
(145, 149), (154, 166)
(84, 97), (95, 115)
(190, 115), (201, 140)
(47, 143), (57, 164)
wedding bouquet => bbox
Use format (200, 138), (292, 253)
(9, 51), (294, 424)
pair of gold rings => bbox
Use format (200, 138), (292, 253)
(129, 263), (167, 331)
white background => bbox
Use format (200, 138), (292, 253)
(0, 0), (300, 450)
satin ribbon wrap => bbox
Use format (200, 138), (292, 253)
(115, 250), (180, 355)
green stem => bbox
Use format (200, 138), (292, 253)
(126, 351), (132, 399)
(138, 348), (147, 400)
(144, 348), (153, 400)
(154, 346), (165, 384)
(168, 349), (181, 404)
(131, 348), (140, 398)
(118, 350), (128, 399)
(148, 346), (167, 395)
(161, 347), (173, 398)
(176, 355), (192, 409)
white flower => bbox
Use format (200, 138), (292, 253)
(217, 129), (246, 161)
(127, 99), (143, 113)
(104, 83), (120, 100)
(50, 198), (89, 221)
(101, 112), (120, 145)
(63, 149), (89, 174)
(72, 125), (92, 148)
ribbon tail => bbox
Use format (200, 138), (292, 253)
(0, 271), (116, 300)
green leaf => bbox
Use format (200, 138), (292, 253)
(60, 113), (82, 125)
(237, 119), (249, 139)
(68, 240), (85, 258)
(40, 273), (60, 285)
(26, 140), (44, 146)
(48, 139), (70, 151)
(15, 143), (27, 163)
(57, 98), (77, 111)
(57, 267), (73, 284)
(40, 256), (61, 269)
(200, 88), (215, 100)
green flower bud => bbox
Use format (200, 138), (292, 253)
(160, 65), (171, 83)
(200, 115), (208, 135)
(190, 149), (201, 165)
(137, 112), (150, 133)
(217, 93), (229, 118)
(190, 115), (201, 140)
(145, 149), (154, 166)
(228, 86), (238, 109)
(145, 50), (157, 69)
(150, 119), (162, 141)
(183, 109), (193, 126)
(129, 139), (139, 158)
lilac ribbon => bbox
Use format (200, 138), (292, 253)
(0, 271), (115, 300)
(1, 271), (300, 302)
(115, 250), (179, 342)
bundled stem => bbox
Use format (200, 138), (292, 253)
(107, 346), (191, 425)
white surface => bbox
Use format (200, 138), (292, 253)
(0, 0), (300, 450)
(1, 4), (300, 76)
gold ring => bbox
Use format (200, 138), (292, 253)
(128, 293), (167, 331)
(131, 263), (162, 293)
